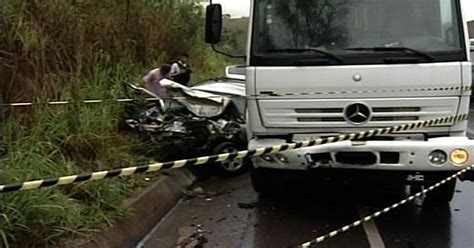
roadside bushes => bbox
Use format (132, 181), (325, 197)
(0, 0), (230, 246)
(1, 0), (224, 103)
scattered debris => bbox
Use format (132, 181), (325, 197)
(176, 225), (208, 248)
(193, 187), (205, 195)
(182, 187), (232, 200)
(216, 217), (227, 223)
(238, 202), (259, 209)
(182, 187), (212, 199)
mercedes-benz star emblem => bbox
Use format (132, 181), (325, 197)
(345, 103), (371, 124)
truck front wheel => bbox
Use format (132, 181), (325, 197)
(423, 173), (457, 206)
(251, 167), (282, 195)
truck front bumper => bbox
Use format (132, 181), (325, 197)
(249, 137), (474, 173)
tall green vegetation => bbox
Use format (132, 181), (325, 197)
(222, 17), (249, 56)
(1, 0), (226, 102)
(0, 0), (230, 246)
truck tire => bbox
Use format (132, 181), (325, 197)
(423, 174), (457, 206)
(250, 167), (280, 195)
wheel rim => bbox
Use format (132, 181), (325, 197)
(220, 147), (244, 172)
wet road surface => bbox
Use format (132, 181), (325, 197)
(139, 111), (474, 248)
(139, 174), (473, 248)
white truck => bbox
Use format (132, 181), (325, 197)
(205, 0), (474, 204)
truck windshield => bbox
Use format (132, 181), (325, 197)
(252, 0), (465, 65)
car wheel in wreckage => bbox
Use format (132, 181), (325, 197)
(212, 141), (251, 177)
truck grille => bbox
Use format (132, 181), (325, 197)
(309, 151), (400, 166)
(295, 108), (343, 114)
(371, 107), (420, 122)
(260, 97), (458, 128)
(335, 152), (377, 165)
(295, 107), (421, 123)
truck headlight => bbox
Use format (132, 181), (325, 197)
(450, 149), (469, 166)
(429, 150), (447, 165)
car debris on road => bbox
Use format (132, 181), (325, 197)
(176, 225), (208, 248)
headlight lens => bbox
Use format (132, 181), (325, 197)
(429, 150), (448, 165)
(450, 149), (469, 166)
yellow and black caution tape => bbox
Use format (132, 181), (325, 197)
(2, 97), (223, 107)
(3, 98), (139, 107)
(0, 113), (469, 193)
(2, 86), (471, 107)
(296, 165), (474, 247)
(258, 85), (472, 97)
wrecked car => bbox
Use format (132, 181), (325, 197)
(123, 74), (249, 176)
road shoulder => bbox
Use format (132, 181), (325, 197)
(66, 169), (196, 248)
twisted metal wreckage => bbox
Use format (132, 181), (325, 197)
(124, 75), (251, 175)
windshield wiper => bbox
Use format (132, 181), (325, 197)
(263, 48), (344, 63)
(344, 47), (435, 62)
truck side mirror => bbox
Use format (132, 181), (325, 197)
(205, 4), (223, 44)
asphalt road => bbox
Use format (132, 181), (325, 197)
(139, 112), (474, 248)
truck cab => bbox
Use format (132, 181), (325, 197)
(206, 0), (474, 204)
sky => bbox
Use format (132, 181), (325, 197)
(212, 0), (474, 21)
(463, 0), (474, 21)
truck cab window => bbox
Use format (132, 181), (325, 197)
(252, 0), (465, 65)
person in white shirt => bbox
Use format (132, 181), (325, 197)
(170, 53), (192, 86)
(143, 64), (172, 98)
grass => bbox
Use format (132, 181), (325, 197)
(0, 70), (157, 247)
(0, 0), (233, 246)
